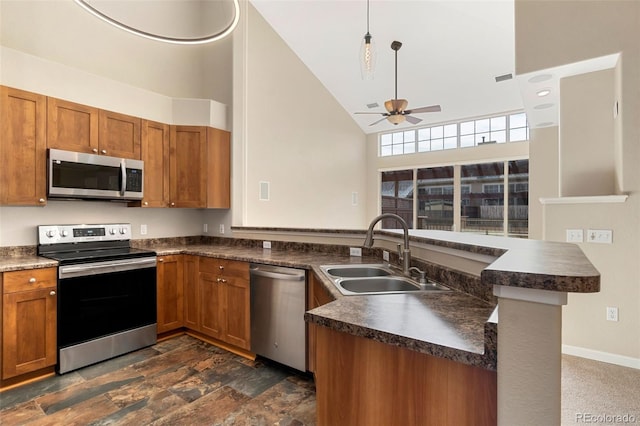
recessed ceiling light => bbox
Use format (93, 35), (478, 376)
(528, 74), (553, 83)
(537, 89), (551, 97)
(534, 103), (555, 110)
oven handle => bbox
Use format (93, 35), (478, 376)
(59, 257), (157, 279)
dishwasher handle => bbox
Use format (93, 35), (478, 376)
(250, 266), (305, 281)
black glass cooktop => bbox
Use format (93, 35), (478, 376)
(39, 247), (156, 265)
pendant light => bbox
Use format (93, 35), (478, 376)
(360, 0), (376, 79)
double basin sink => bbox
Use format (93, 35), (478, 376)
(320, 264), (449, 296)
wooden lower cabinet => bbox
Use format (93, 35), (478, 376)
(183, 255), (200, 331)
(198, 257), (250, 350)
(307, 272), (335, 373)
(313, 325), (497, 426)
(2, 268), (57, 380)
(156, 255), (184, 334)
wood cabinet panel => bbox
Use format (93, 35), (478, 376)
(199, 272), (224, 339)
(314, 325), (497, 426)
(3, 268), (57, 293)
(47, 97), (99, 154)
(0, 86), (47, 206)
(98, 110), (141, 159)
(223, 277), (250, 350)
(157, 255), (184, 334)
(2, 268), (57, 380)
(183, 255), (200, 331)
(307, 272), (335, 374)
(206, 127), (231, 208)
(170, 126), (207, 208)
(140, 120), (170, 208)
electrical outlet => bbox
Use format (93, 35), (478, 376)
(606, 306), (619, 322)
(566, 229), (583, 243)
(203, 223), (208, 233)
(219, 224), (224, 234)
(382, 250), (390, 261)
(140, 224), (147, 235)
(263, 241), (271, 249)
(587, 229), (612, 244)
(350, 247), (362, 257)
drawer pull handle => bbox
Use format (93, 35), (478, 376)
(29, 277), (36, 283)
(50, 290), (56, 296)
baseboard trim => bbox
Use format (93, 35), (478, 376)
(562, 344), (640, 370)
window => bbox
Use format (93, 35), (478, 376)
(380, 112), (529, 157)
(380, 160), (529, 237)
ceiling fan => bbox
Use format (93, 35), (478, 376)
(355, 41), (441, 126)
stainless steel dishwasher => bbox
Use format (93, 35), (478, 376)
(250, 263), (306, 371)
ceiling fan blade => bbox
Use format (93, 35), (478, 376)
(369, 116), (389, 126)
(354, 112), (387, 115)
(404, 105), (442, 114)
(405, 115), (422, 125)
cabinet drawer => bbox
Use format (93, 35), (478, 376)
(3, 268), (57, 293)
(199, 258), (249, 279)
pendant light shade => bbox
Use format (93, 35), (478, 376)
(360, 0), (376, 79)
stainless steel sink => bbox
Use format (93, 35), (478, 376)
(320, 264), (449, 296)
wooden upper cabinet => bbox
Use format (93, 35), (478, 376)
(140, 120), (170, 207)
(170, 126), (207, 208)
(47, 97), (99, 154)
(98, 110), (141, 159)
(47, 97), (140, 159)
(0, 86), (47, 206)
(206, 127), (231, 209)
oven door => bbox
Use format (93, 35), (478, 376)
(57, 257), (157, 350)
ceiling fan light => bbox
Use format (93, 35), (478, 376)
(384, 99), (408, 113)
(387, 114), (405, 125)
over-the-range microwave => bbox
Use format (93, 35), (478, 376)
(48, 148), (144, 201)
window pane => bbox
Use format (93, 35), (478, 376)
(460, 134), (475, 147)
(475, 119), (490, 133)
(444, 137), (457, 150)
(508, 159), (529, 238)
(380, 145), (392, 156)
(416, 166), (454, 230)
(392, 144), (403, 155)
(444, 124), (457, 137)
(510, 113), (527, 129)
(381, 133), (392, 145)
(510, 128), (527, 142)
(460, 121), (474, 135)
(404, 143), (415, 154)
(491, 130), (507, 143)
(431, 126), (443, 139)
(490, 116), (506, 131)
(461, 162), (505, 236)
(404, 131), (415, 142)
(392, 132), (403, 144)
(418, 141), (430, 152)
(418, 128), (430, 140)
(476, 132), (490, 144)
(431, 138), (444, 150)
(381, 170), (414, 229)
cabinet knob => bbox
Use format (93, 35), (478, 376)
(38, 198), (45, 203)
(29, 277), (36, 283)
(158, 258), (164, 262)
(92, 148), (99, 153)
(101, 149), (107, 154)
(220, 278), (227, 284)
(143, 201), (148, 206)
(219, 265), (224, 270)
(170, 202), (175, 207)
(50, 290), (56, 296)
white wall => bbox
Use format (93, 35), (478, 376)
(516, 0), (640, 365)
(232, 4), (368, 229)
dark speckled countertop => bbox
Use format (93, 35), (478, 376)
(1, 230), (600, 372)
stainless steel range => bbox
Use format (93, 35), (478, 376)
(37, 223), (157, 374)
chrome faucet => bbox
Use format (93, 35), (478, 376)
(363, 213), (411, 275)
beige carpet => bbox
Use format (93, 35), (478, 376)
(562, 354), (640, 425)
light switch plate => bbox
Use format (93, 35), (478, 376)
(587, 229), (612, 244)
(140, 224), (147, 235)
(350, 247), (362, 257)
(566, 229), (583, 243)
(263, 241), (271, 249)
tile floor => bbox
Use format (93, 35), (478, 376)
(0, 335), (316, 425)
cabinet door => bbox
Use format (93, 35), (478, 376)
(0, 86), (47, 206)
(183, 255), (200, 331)
(206, 127), (231, 208)
(157, 255), (184, 334)
(2, 287), (57, 379)
(199, 272), (224, 339)
(223, 276), (251, 350)
(140, 120), (170, 207)
(47, 97), (99, 154)
(169, 126), (207, 208)
(99, 110), (141, 159)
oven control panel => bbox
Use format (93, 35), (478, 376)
(38, 223), (132, 244)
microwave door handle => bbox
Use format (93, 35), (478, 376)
(120, 160), (126, 196)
